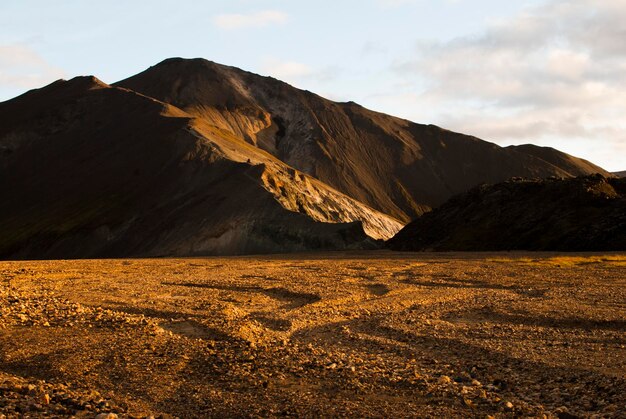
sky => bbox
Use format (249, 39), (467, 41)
(1, 0), (624, 171)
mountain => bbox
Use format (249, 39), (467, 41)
(0, 76), (401, 259)
(115, 58), (610, 222)
(0, 57), (614, 258)
(387, 175), (626, 251)
(613, 171), (626, 178)
(506, 144), (609, 177)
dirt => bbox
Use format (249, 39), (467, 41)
(0, 251), (624, 418)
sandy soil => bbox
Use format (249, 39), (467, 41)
(1, 251), (625, 418)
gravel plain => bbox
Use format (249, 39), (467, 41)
(1, 252), (625, 418)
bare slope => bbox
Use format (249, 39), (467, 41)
(0, 77), (401, 259)
(388, 175), (626, 251)
(116, 58), (611, 222)
(506, 144), (609, 177)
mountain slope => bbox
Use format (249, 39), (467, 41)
(387, 175), (626, 251)
(506, 144), (608, 177)
(0, 77), (401, 259)
(115, 58), (611, 222)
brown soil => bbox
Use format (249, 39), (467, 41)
(1, 252), (625, 418)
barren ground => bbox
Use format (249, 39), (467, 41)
(1, 251), (625, 418)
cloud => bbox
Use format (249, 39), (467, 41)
(262, 59), (313, 79)
(0, 44), (65, 90)
(390, 0), (626, 169)
(212, 10), (288, 30)
(260, 58), (340, 85)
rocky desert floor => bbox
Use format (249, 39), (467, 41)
(0, 251), (625, 418)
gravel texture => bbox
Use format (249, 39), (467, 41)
(1, 252), (624, 418)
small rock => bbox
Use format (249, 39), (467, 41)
(438, 375), (452, 385)
(327, 363), (337, 369)
(95, 414), (118, 419)
(471, 379), (482, 386)
(504, 401), (513, 410)
(556, 412), (578, 419)
(40, 393), (50, 405)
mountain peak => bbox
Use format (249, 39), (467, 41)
(0, 56), (614, 257)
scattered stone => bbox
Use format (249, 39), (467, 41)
(437, 375), (452, 385)
(1, 256), (624, 418)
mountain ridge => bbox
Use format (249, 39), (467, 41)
(0, 57), (613, 258)
(115, 58), (610, 222)
(0, 75), (400, 258)
(388, 174), (626, 251)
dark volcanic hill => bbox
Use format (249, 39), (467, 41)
(0, 57), (615, 258)
(0, 77), (401, 259)
(614, 171), (626, 178)
(388, 175), (626, 251)
(115, 58), (610, 222)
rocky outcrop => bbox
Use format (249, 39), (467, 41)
(388, 175), (626, 251)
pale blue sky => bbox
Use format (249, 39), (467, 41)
(1, 0), (624, 170)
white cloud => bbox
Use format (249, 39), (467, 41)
(262, 59), (313, 79)
(212, 10), (288, 30)
(390, 0), (626, 170)
(0, 44), (65, 90)
(260, 58), (340, 87)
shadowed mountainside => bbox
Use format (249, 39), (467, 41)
(0, 77), (402, 259)
(115, 58), (610, 222)
(613, 170), (626, 178)
(388, 175), (626, 251)
(0, 57), (615, 258)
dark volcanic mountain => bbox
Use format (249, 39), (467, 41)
(0, 77), (401, 258)
(116, 58), (609, 222)
(388, 175), (626, 251)
(0, 57), (614, 258)
(614, 171), (626, 178)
